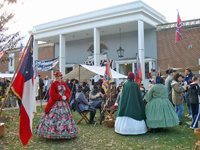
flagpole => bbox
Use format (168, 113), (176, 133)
(79, 64), (80, 84)
(159, 67), (161, 76)
(0, 34), (33, 116)
(107, 57), (111, 106)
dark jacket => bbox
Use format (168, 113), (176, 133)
(188, 83), (200, 104)
(67, 83), (71, 90)
(183, 72), (194, 91)
(70, 84), (76, 96)
(39, 78), (44, 89)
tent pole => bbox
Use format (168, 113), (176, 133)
(107, 57), (111, 106)
(79, 64), (80, 84)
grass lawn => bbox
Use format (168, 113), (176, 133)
(0, 103), (196, 150)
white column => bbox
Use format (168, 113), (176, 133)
(33, 39), (38, 71)
(138, 20), (145, 82)
(33, 39), (38, 99)
(149, 60), (152, 72)
(51, 70), (53, 80)
(132, 62), (135, 75)
(59, 34), (66, 75)
(94, 28), (100, 81)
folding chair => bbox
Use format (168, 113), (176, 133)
(77, 110), (90, 125)
(72, 98), (92, 125)
(102, 108), (118, 123)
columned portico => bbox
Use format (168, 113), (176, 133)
(138, 20), (145, 82)
(93, 28), (100, 81)
(59, 34), (66, 75)
(32, 1), (167, 89)
(33, 39), (38, 71)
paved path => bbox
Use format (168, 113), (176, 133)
(2, 100), (47, 111)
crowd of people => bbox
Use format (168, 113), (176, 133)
(24, 67), (200, 139)
(0, 66), (199, 139)
(0, 78), (18, 108)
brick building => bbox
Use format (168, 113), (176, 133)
(157, 19), (200, 75)
(0, 43), (55, 79)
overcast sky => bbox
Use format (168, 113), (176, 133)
(5, 0), (200, 45)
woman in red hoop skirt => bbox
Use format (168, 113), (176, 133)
(35, 71), (78, 139)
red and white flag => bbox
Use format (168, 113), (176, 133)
(102, 59), (113, 93)
(12, 35), (36, 146)
(0, 47), (5, 59)
(135, 54), (142, 87)
(176, 10), (182, 44)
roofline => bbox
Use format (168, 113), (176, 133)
(156, 18), (200, 31)
(32, 1), (166, 34)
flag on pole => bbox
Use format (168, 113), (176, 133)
(102, 59), (113, 93)
(135, 54), (142, 87)
(0, 46), (5, 59)
(176, 10), (182, 44)
(12, 35), (36, 146)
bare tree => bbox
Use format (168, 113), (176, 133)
(0, 0), (23, 50)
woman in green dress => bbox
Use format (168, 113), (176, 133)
(145, 76), (179, 133)
(115, 72), (147, 135)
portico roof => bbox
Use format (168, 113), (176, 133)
(32, 0), (167, 43)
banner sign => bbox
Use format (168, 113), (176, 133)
(83, 59), (113, 69)
(35, 57), (58, 72)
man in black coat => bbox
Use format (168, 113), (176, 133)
(38, 75), (44, 100)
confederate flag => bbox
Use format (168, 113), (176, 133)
(176, 10), (182, 44)
(12, 35), (36, 146)
(135, 54), (142, 88)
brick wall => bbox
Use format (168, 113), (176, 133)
(157, 26), (200, 76)
(0, 43), (55, 79)
(37, 44), (55, 80)
(0, 53), (9, 73)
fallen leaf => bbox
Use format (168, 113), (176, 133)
(106, 144), (112, 147)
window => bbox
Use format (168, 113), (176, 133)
(65, 67), (73, 74)
(119, 63), (132, 75)
(145, 62), (149, 79)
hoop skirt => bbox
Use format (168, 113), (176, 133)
(115, 80), (147, 135)
(35, 101), (78, 139)
(145, 84), (179, 128)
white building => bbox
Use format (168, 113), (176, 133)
(33, 0), (167, 88)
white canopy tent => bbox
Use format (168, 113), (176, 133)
(0, 73), (14, 78)
(63, 64), (127, 80)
